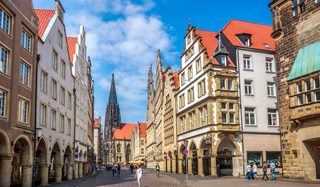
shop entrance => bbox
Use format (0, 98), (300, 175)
(303, 138), (320, 179)
(216, 138), (236, 176)
(203, 150), (211, 176)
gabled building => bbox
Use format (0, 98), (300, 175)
(34, 0), (75, 184)
(269, 0), (320, 179)
(175, 24), (241, 177)
(0, 0), (38, 186)
(220, 20), (280, 175)
(67, 24), (90, 179)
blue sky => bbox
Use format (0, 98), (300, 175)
(32, 0), (273, 129)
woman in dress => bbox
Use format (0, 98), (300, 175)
(135, 164), (143, 187)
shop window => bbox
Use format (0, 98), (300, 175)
(247, 152), (263, 167)
(266, 152), (281, 167)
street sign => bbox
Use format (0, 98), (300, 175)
(183, 140), (189, 148)
(183, 149), (188, 155)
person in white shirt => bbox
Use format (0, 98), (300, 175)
(246, 163), (252, 181)
(135, 164), (143, 187)
(270, 160), (276, 180)
(112, 163), (117, 177)
(252, 163), (258, 180)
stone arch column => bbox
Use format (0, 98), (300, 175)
(0, 130), (12, 187)
(36, 136), (49, 185)
(51, 141), (62, 182)
(64, 145), (73, 180)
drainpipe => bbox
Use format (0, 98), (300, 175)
(236, 47), (245, 176)
(73, 88), (76, 180)
(32, 54), (40, 187)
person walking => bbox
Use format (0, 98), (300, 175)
(130, 163), (134, 173)
(112, 163), (116, 177)
(135, 165), (143, 187)
(246, 163), (252, 181)
(270, 160), (276, 180)
(252, 163), (258, 180)
(92, 162), (97, 177)
(216, 162), (220, 175)
(261, 161), (269, 181)
(117, 163), (121, 176)
(156, 163), (160, 177)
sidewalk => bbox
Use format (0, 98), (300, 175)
(36, 170), (101, 187)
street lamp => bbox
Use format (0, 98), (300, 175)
(36, 128), (42, 140)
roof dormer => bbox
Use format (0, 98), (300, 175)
(236, 33), (252, 47)
(213, 32), (229, 66)
(55, 0), (65, 22)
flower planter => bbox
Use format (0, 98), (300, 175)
(15, 149), (22, 153)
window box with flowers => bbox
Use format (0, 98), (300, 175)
(36, 148), (45, 154)
(64, 152), (71, 157)
(14, 146), (24, 153)
(52, 150), (59, 156)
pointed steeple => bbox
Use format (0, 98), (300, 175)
(108, 73), (118, 104)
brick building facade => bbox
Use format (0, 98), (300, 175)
(269, 0), (320, 179)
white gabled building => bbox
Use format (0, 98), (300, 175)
(35, 0), (74, 184)
(67, 25), (90, 178)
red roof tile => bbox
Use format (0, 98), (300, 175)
(112, 123), (137, 140)
(67, 37), (77, 63)
(139, 123), (147, 136)
(221, 19), (275, 51)
(35, 9), (55, 39)
(163, 72), (179, 87)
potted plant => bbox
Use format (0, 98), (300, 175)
(52, 150), (59, 155)
(36, 147), (45, 154)
(64, 152), (71, 157)
(174, 152), (178, 155)
(14, 146), (24, 153)
(202, 148), (209, 151)
(223, 147), (229, 151)
(192, 149), (196, 153)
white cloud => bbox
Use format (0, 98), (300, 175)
(33, 0), (179, 124)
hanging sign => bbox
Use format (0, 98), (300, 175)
(183, 140), (189, 148)
(183, 149), (188, 155)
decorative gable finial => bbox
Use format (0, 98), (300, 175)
(189, 15), (191, 25)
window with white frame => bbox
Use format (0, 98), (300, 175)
(51, 110), (56, 129)
(297, 82), (302, 93)
(305, 80), (311, 103)
(76, 125), (79, 140)
(60, 115), (64, 132)
(18, 98), (29, 123)
(245, 37), (250, 46)
(52, 80), (57, 99)
(314, 77), (319, 89)
(228, 79), (233, 90)
(268, 109), (278, 126)
(80, 103), (83, 120)
(181, 73), (185, 85)
(292, 0), (305, 16)
(60, 87), (65, 105)
(222, 112), (227, 123)
(243, 56), (251, 69)
(193, 111), (196, 128)
(245, 108), (255, 125)
(205, 105), (208, 126)
(180, 117), (183, 133)
(315, 91), (320, 101)
(306, 93), (312, 103)
(188, 66), (193, 79)
(245, 80), (253, 95)
(61, 61), (65, 78)
(202, 80), (206, 95)
(67, 118), (71, 135)
(52, 51), (58, 71)
(221, 102), (226, 110)
(221, 55), (227, 66)
(141, 140), (144, 145)
(40, 104), (46, 126)
(68, 93), (71, 109)
(84, 129), (87, 144)
(80, 127), (83, 142)
(197, 58), (201, 72)
(0, 8), (11, 34)
(200, 107), (203, 126)
(229, 103), (234, 110)
(0, 89), (7, 118)
(21, 30), (31, 52)
(0, 46), (9, 75)
(298, 95), (303, 105)
(41, 71), (47, 93)
(20, 61), (30, 87)
(229, 112), (235, 124)
(58, 31), (63, 47)
(220, 79), (226, 90)
(189, 113), (192, 130)
(141, 148), (144, 154)
(267, 82), (275, 96)
(266, 59), (273, 72)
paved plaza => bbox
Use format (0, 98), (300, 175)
(38, 167), (320, 187)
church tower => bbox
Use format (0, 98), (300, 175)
(105, 74), (121, 141)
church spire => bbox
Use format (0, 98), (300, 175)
(108, 73), (118, 104)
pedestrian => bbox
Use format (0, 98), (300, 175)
(112, 163), (116, 177)
(216, 162), (220, 175)
(246, 163), (251, 181)
(117, 163), (121, 176)
(92, 162), (97, 177)
(261, 161), (269, 181)
(270, 160), (276, 180)
(156, 162), (160, 177)
(252, 163), (258, 180)
(135, 164), (143, 187)
(130, 163), (134, 173)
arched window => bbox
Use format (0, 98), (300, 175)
(117, 144), (121, 153)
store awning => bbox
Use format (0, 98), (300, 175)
(287, 40), (320, 81)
